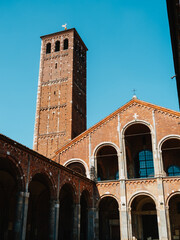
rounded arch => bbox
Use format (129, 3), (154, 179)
(166, 191), (180, 239)
(97, 193), (120, 208)
(158, 134), (180, 150)
(0, 154), (25, 191)
(46, 42), (51, 54)
(130, 192), (159, 240)
(27, 172), (52, 239)
(159, 135), (180, 176)
(55, 40), (60, 52)
(59, 182), (75, 240)
(93, 142), (120, 157)
(30, 170), (56, 199)
(0, 154), (25, 238)
(63, 38), (69, 50)
(123, 121), (155, 179)
(64, 158), (90, 178)
(121, 120), (154, 136)
(59, 182), (76, 199)
(80, 189), (92, 207)
(166, 191), (180, 207)
(98, 195), (120, 240)
(128, 191), (157, 209)
(93, 143), (119, 181)
(59, 182), (77, 203)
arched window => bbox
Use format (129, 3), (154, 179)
(161, 138), (180, 176)
(96, 145), (119, 181)
(125, 123), (154, 179)
(66, 162), (86, 176)
(136, 150), (154, 178)
(167, 165), (180, 176)
(55, 40), (60, 52)
(64, 38), (69, 50)
(46, 43), (51, 54)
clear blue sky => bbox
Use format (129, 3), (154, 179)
(0, 0), (178, 149)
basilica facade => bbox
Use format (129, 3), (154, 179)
(0, 26), (180, 240)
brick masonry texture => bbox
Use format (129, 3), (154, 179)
(33, 29), (87, 158)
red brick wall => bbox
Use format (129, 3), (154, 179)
(33, 29), (87, 158)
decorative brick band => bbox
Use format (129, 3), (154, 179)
(42, 77), (68, 86)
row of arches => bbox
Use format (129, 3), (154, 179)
(46, 39), (68, 54)
(124, 123), (180, 179)
(99, 193), (180, 240)
(65, 123), (180, 180)
(0, 157), (90, 240)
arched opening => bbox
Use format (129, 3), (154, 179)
(0, 157), (21, 239)
(99, 197), (120, 240)
(124, 123), (154, 179)
(26, 173), (51, 240)
(46, 43), (51, 54)
(64, 39), (68, 50)
(66, 162), (86, 176)
(161, 138), (180, 176)
(169, 194), (180, 239)
(131, 195), (159, 240)
(55, 40), (60, 52)
(96, 145), (119, 181)
(80, 191), (89, 240)
(58, 184), (74, 240)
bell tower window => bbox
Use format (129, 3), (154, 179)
(64, 39), (68, 50)
(46, 43), (51, 54)
(55, 41), (60, 52)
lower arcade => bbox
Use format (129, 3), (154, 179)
(0, 129), (180, 240)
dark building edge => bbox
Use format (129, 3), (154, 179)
(166, 0), (180, 107)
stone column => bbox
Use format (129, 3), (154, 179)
(49, 200), (60, 240)
(118, 115), (129, 240)
(165, 206), (171, 240)
(119, 181), (128, 240)
(14, 191), (29, 240)
(73, 203), (81, 240)
(152, 110), (163, 177)
(156, 178), (168, 240)
(127, 207), (133, 239)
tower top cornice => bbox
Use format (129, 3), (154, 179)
(40, 28), (88, 51)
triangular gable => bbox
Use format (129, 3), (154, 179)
(52, 98), (180, 158)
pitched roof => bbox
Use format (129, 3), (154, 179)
(52, 98), (180, 158)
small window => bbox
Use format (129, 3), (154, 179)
(167, 165), (180, 176)
(64, 38), (68, 50)
(46, 43), (51, 54)
(55, 63), (57, 69)
(55, 40), (60, 52)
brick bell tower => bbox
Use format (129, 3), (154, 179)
(33, 28), (87, 158)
